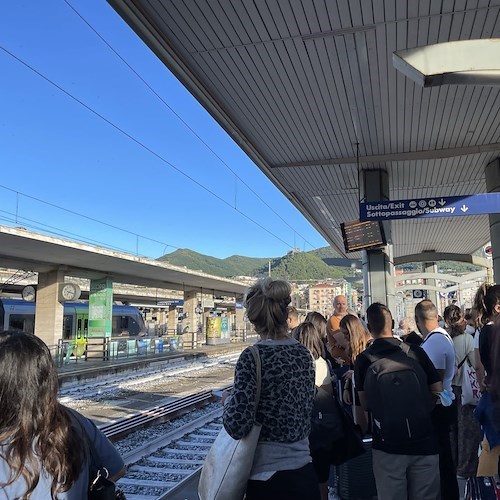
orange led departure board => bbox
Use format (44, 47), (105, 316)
(340, 220), (386, 252)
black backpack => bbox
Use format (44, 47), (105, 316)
(363, 342), (434, 446)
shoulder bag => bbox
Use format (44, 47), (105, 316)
(458, 353), (481, 406)
(198, 345), (262, 500)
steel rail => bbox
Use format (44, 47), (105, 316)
(100, 386), (231, 440)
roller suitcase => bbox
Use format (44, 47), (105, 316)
(465, 477), (500, 500)
(337, 378), (377, 500)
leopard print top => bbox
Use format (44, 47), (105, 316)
(223, 338), (315, 442)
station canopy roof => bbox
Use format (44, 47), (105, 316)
(109, 0), (500, 260)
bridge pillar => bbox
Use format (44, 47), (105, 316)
(361, 170), (396, 313)
(34, 269), (65, 347)
(234, 305), (245, 340)
(182, 290), (198, 349)
(424, 262), (440, 313)
(486, 158), (500, 282)
(167, 305), (177, 336)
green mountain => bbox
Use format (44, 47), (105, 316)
(158, 247), (350, 281)
(263, 251), (350, 281)
(157, 249), (270, 277)
(308, 247), (342, 259)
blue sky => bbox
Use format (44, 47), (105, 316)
(0, 0), (328, 259)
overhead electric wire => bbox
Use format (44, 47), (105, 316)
(0, 44), (295, 250)
(0, 209), (143, 255)
(0, 184), (180, 253)
(62, 0), (317, 250)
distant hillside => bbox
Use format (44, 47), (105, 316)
(158, 246), (350, 281)
(157, 249), (270, 277)
(308, 247), (342, 259)
(260, 251), (350, 281)
(158, 246), (484, 282)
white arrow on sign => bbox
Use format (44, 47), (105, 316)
(438, 198), (446, 206)
(461, 205), (469, 212)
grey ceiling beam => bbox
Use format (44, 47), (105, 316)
(272, 143), (500, 168)
(394, 252), (492, 269)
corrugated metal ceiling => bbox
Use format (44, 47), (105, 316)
(109, 0), (500, 258)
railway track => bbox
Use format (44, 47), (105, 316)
(117, 408), (222, 499)
(100, 389), (222, 440)
(106, 387), (232, 499)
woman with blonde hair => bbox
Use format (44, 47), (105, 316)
(338, 314), (372, 365)
(0, 330), (125, 498)
(336, 314), (371, 430)
(223, 278), (319, 500)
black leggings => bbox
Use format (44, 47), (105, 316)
(245, 463), (321, 500)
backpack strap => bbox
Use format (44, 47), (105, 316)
(457, 355), (469, 370)
(399, 342), (411, 355)
(421, 331), (437, 344)
(363, 340), (408, 364)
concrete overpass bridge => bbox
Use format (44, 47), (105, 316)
(0, 225), (247, 346)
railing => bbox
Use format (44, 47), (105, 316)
(55, 335), (183, 366)
(54, 327), (258, 366)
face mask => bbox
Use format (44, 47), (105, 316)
(438, 320), (445, 328)
(465, 324), (475, 335)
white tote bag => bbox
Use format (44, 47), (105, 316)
(198, 346), (262, 500)
(461, 357), (480, 406)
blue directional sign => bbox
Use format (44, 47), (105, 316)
(360, 193), (500, 221)
(157, 300), (184, 306)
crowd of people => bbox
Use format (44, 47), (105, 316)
(1, 277), (499, 499)
(223, 279), (500, 500)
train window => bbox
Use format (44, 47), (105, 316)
(8, 314), (35, 334)
(126, 316), (142, 336)
(63, 315), (73, 340)
(111, 314), (144, 336)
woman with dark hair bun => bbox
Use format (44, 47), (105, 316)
(222, 278), (319, 500)
(0, 330), (125, 498)
(443, 304), (481, 479)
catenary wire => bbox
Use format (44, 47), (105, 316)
(0, 210), (143, 255)
(0, 45), (295, 250)
(0, 184), (180, 253)
(62, 0), (317, 251)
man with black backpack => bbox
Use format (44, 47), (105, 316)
(354, 303), (443, 500)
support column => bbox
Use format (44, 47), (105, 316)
(235, 306), (245, 340)
(486, 159), (500, 282)
(424, 262), (440, 313)
(167, 306), (177, 336)
(361, 170), (396, 313)
(34, 269), (65, 347)
(182, 290), (198, 349)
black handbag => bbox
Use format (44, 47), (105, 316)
(80, 422), (126, 500)
(309, 384), (344, 454)
(89, 466), (126, 500)
(328, 402), (366, 465)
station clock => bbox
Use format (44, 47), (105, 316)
(59, 283), (81, 302)
(21, 285), (36, 302)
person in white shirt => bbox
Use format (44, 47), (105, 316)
(415, 300), (459, 500)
